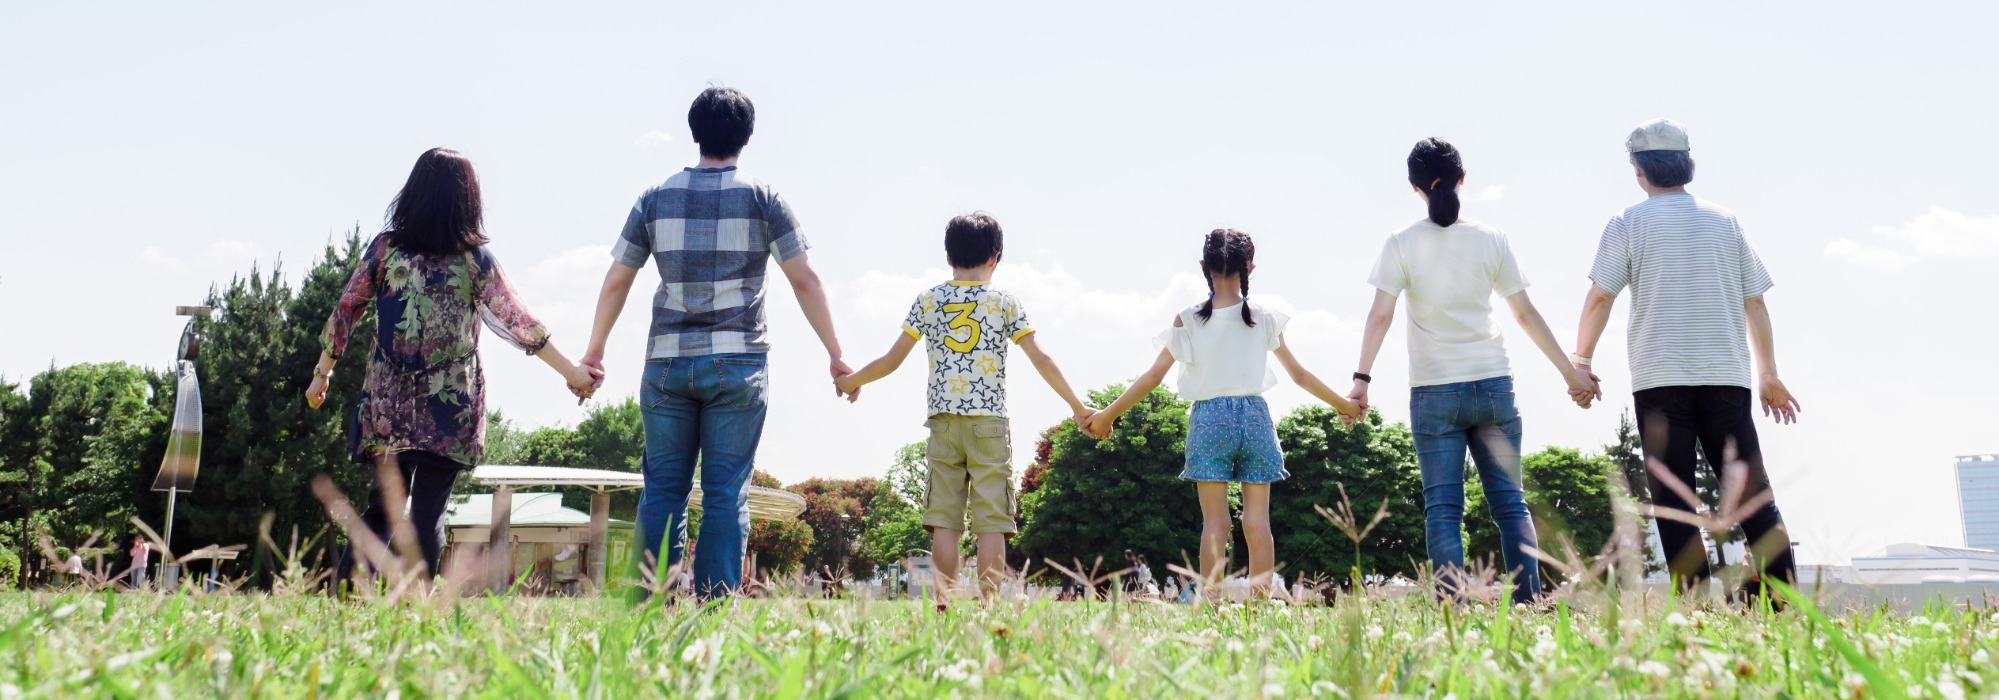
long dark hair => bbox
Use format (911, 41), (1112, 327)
(1195, 229), (1256, 326)
(382, 148), (487, 256)
(1407, 138), (1465, 227)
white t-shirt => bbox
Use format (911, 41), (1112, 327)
(1367, 219), (1529, 387)
(1588, 193), (1773, 392)
(1155, 300), (1289, 401)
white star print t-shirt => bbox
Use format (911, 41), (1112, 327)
(902, 281), (1034, 418)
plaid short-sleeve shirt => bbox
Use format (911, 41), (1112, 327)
(612, 167), (809, 358)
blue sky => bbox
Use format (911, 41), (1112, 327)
(4, 2), (1995, 564)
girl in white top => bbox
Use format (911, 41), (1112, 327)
(1086, 229), (1363, 595)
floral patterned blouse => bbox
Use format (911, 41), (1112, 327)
(321, 236), (550, 466)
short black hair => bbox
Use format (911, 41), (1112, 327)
(944, 212), (1003, 268)
(1632, 150), (1695, 188)
(688, 87), (755, 159)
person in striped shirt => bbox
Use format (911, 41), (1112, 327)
(1572, 118), (1801, 604)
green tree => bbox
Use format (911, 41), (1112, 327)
(4, 364), (169, 553)
(1466, 446), (1617, 586)
(789, 477), (880, 579)
(1014, 385), (1200, 581)
(1602, 410), (1662, 573)
(1271, 406), (1426, 581)
(745, 471), (812, 576)
(861, 442), (930, 571)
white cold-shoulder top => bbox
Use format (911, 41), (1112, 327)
(1154, 300), (1290, 402)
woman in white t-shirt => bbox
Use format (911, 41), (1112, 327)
(1086, 229), (1363, 597)
(1348, 138), (1600, 605)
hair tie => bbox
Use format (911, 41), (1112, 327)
(1429, 177), (1441, 190)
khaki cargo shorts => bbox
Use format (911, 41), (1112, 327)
(921, 414), (1017, 534)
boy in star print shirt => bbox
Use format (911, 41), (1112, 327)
(837, 212), (1092, 603)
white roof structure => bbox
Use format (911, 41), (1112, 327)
(468, 465), (806, 521)
(1850, 543), (1999, 585)
(446, 493), (631, 530)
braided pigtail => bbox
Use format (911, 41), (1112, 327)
(1196, 230), (1225, 323)
(1235, 232), (1256, 326)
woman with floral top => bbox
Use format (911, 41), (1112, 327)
(305, 147), (602, 587)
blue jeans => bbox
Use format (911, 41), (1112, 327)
(1411, 375), (1539, 604)
(634, 354), (769, 598)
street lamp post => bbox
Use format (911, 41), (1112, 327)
(152, 305), (210, 589)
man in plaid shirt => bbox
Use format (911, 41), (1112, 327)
(582, 86), (852, 598)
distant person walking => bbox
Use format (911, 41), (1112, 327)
(1347, 139), (1600, 606)
(1571, 119), (1801, 602)
(306, 148), (602, 588)
(580, 86), (852, 598)
(129, 536), (150, 589)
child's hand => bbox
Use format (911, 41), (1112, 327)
(1083, 410), (1116, 439)
(1335, 399), (1364, 427)
(834, 374), (864, 403)
(1071, 407), (1096, 430)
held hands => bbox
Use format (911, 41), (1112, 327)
(564, 362), (605, 405)
(1565, 364), (1602, 409)
(1081, 409), (1118, 439)
(1759, 375), (1802, 424)
(1346, 381), (1370, 416)
(831, 357), (861, 403)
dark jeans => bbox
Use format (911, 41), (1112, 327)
(635, 354), (769, 598)
(1412, 376), (1540, 605)
(336, 450), (466, 585)
(1633, 385), (1796, 590)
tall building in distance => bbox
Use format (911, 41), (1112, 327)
(1958, 455), (1999, 549)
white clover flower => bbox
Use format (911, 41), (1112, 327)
(1365, 625), (1384, 642)
(1664, 613), (1690, 627)
(1936, 676), (1967, 700)
(1913, 616), (1933, 626)
(1464, 629), (1485, 645)
(1227, 639), (1247, 653)
(680, 637), (713, 667)
(1262, 682), (1286, 697)
(1309, 680), (1338, 696)
(1392, 630), (1412, 644)
(1637, 661), (1670, 677)
(1307, 635), (1324, 652)
(1934, 622), (1952, 635)
(1532, 637), (1558, 662)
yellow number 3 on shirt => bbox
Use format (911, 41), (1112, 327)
(941, 302), (981, 353)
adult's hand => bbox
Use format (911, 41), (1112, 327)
(1347, 381), (1370, 415)
(1082, 411), (1116, 439)
(1759, 375), (1802, 425)
(579, 352), (608, 389)
(1564, 365), (1601, 409)
(830, 357), (859, 401)
(305, 375), (329, 410)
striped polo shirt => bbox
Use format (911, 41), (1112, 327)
(611, 167), (809, 358)
(1589, 193), (1773, 392)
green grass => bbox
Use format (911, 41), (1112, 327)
(0, 588), (1992, 698)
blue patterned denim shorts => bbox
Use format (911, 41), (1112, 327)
(1182, 396), (1288, 483)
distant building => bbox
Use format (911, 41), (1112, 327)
(1849, 543), (1999, 585)
(1958, 455), (1999, 549)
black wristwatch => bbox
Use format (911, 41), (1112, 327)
(1352, 372), (1372, 383)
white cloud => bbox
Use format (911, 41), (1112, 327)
(1823, 238), (1914, 271)
(1825, 207), (1999, 270)
(1473, 185), (1507, 203)
(139, 247), (187, 273)
(635, 130), (673, 147)
(1875, 206), (1999, 258)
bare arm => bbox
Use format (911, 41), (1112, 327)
(1505, 290), (1600, 406)
(581, 261), (642, 370)
(1272, 337), (1363, 423)
(834, 332), (920, 402)
(777, 253), (853, 393)
(1348, 290), (1399, 411)
(1094, 349), (1175, 426)
(1573, 286), (1616, 361)
(1744, 296), (1801, 424)
(1016, 333), (1091, 421)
